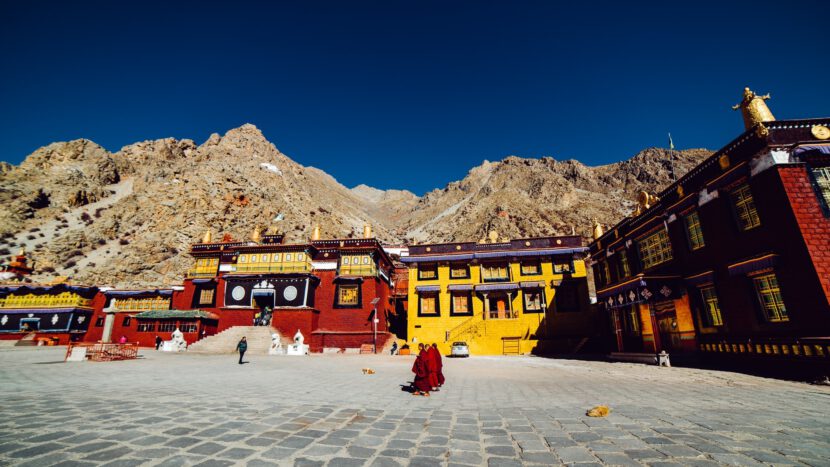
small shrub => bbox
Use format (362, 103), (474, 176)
(38, 233), (45, 238)
(26, 235), (36, 240)
(69, 249), (83, 257)
(118, 238), (130, 245)
(80, 212), (91, 222)
(29, 227), (40, 232)
(64, 260), (77, 268)
(87, 262), (96, 267)
(40, 266), (55, 273)
(0, 248), (9, 255)
(97, 238), (107, 245)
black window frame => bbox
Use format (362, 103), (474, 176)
(417, 292), (441, 317)
(448, 263), (471, 280)
(449, 292), (473, 316)
(122, 316), (131, 327)
(334, 283), (362, 309)
(95, 317), (104, 327)
(522, 288), (546, 314)
(519, 260), (542, 276)
(417, 263), (438, 281)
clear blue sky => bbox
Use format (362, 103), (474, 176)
(1, 1), (827, 195)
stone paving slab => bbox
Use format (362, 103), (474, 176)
(1, 347), (829, 466)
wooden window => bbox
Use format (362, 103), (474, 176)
(238, 255), (247, 263)
(273, 253), (281, 261)
(158, 322), (177, 332)
(95, 317), (104, 327)
(250, 255), (257, 263)
(199, 288), (215, 305)
(137, 322), (155, 332)
(700, 286), (723, 326)
(617, 250), (631, 278)
(337, 285), (359, 306)
(812, 167), (830, 210)
(261, 254), (269, 262)
(449, 264), (469, 279)
(343, 257), (350, 265)
(285, 253), (293, 261)
(731, 184), (761, 231)
(553, 260), (573, 274)
(179, 323), (197, 333)
(523, 289), (545, 313)
(481, 263), (509, 281)
(419, 293), (439, 316)
(637, 229), (673, 269)
(418, 264), (437, 280)
(752, 273), (788, 322)
(362, 256), (370, 265)
(451, 293), (471, 315)
(684, 210), (705, 250)
(520, 261), (541, 275)
(122, 316), (131, 327)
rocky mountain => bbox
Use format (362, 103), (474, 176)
(0, 125), (710, 287)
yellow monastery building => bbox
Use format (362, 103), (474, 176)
(402, 232), (595, 355)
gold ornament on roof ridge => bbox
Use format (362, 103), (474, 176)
(733, 87), (775, 130)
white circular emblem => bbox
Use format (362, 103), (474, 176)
(283, 286), (298, 301)
(231, 286), (246, 301)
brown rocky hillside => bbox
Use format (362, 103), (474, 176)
(0, 124), (709, 287)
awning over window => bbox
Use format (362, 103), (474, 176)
(334, 276), (364, 283)
(447, 284), (474, 291)
(401, 247), (587, 263)
(597, 276), (683, 309)
(134, 309), (219, 320)
(519, 281), (545, 289)
(401, 254), (474, 263)
(415, 285), (441, 293)
(191, 279), (215, 285)
(794, 144), (830, 156)
(684, 270), (715, 286)
(105, 289), (173, 297)
(0, 307), (91, 315)
(727, 254), (780, 277)
(251, 289), (275, 297)
(475, 283), (519, 292)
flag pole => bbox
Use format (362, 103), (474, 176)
(668, 133), (676, 182)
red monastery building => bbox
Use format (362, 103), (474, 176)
(175, 224), (398, 352)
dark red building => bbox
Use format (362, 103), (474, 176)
(175, 229), (398, 352)
(588, 89), (830, 373)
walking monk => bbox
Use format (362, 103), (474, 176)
(411, 343), (431, 396)
(431, 343), (445, 387)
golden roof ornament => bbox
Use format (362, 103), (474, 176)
(488, 230), (499, 243)
(363, 223), (373, 239)
(592, 220), (604, 240)
(311, 224), (321, 241)
(251, 226), (262, 243)
(732, 87), (775, 130)
(202, 230), (212, 243)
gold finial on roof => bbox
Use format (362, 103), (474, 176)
(311, 224), (321, 241)
(592, 219), (604, 240)
(18, 247), (26, 256)
(488, 230), (499, 243)
(202, 230), (212, 243)
(635, 191), (660, 216)
(733, 87), (775, 130)
(251, 226), (262, 243)
(363, 223), (373, 239)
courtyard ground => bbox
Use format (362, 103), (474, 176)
(0, 347), (829, 466)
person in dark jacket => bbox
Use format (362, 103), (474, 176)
(236, 337), (247, 364)
(155, 335), (163, 350)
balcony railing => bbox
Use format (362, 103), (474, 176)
(186, 269), (218, 278)
(0, 295), (92, 309)
(338, 265), (378, 277)
(233, 264), (312, 274)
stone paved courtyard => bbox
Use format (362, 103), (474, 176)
(1, 348), (829, 466)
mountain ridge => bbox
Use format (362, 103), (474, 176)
(0, 124), (711, 287)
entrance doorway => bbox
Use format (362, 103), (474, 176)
(253, 292), (274, 326)
(488, 294), (510, 319)
(654, 300), (681, 351)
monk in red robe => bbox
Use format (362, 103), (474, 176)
(411, 343), (431, 396)
(425, 343), (440, 390)
(431, 343), (445, 387)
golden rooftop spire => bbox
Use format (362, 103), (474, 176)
(202, 230), (212, 243)
(311, 224), (321, 241)
(592, 220), (604, 240)
(733, 87), (775, 130)
(251, 226), (262, 243)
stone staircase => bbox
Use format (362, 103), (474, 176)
(14, 333), (38, 347)
(187, 326), (288, 355)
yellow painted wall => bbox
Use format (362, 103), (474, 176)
(407, 257), (589, 355)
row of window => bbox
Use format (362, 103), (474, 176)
(238, 252), (308, 264)
(417, 260), (573, 281)
(598, 183), (764, 286)
(697, 272), (788, 327)
(417, 285), (581, 317)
